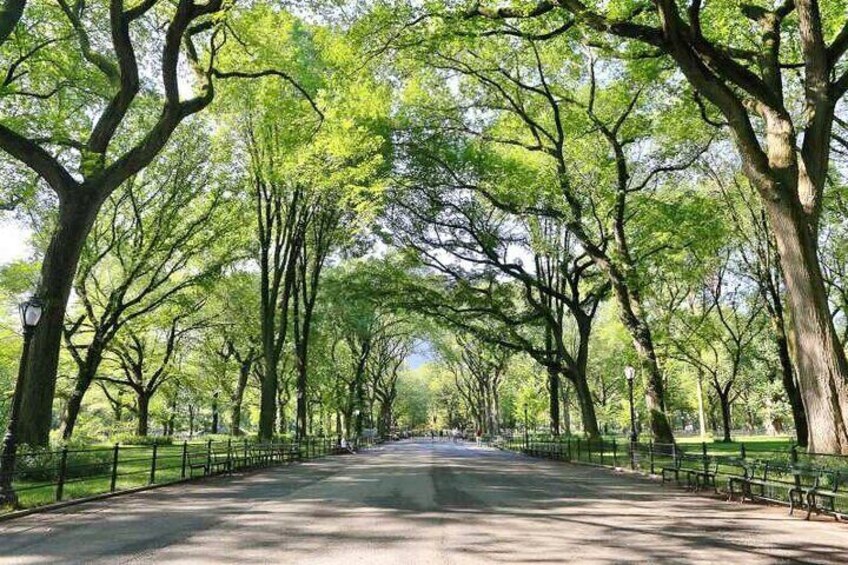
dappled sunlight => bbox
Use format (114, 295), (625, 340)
(1, 440), (847, 563)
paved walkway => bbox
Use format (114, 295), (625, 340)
(1, 440), (846, 564)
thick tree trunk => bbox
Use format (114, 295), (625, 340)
(19, 194), (101, 445)
(764, 196), (848, 453)
(568, 369), (600, 439)
(230, 362), (250, 436)
(136, 393), (150, 437)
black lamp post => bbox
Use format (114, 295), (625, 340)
(0, 297), (44, 507)
(625, 365), (637, 469)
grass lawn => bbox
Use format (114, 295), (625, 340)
(3, 439), (323, 514)
(676, 435), (795, 455)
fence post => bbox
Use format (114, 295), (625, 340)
(612, 438), (618, 468)
(227, 438), (233, 473)
(567, 436), (572, 461)
(150, 443), (158, 485)
(243, 438), (248, 468)
(181, 441), (188, 479)
(791, 444), (801, 489)
(588, 438), (593, 464)
(206, 439), (212, 476)
(55, 446), (69, 502)
(110, 443), (120, 492)
(702, 441), (708, 473)
(649, 440), (655, 474)
(600, 439), (605, 466)
(577, 438), (581, 462)
(740, 442), (747, 459)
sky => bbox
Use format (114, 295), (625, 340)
(0, 219), (31, 266)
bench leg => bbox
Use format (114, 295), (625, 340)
(805, 492), (814, 520)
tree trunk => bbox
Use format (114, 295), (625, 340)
(211, 392), (219, 434)
(19, 194), (102, 445)
(717, 392), (732, 443)
(230, 361), (250, 436)
(560, 379), (571, 436)
(295, 352), (307, 440)
(775, 326), (809, 446)
(695, 371), (707, 439)
(62, 347), (102, 440)
(136, 392), (150, 437)
(568, 369), (600, 439)
(547, 365), (560, 436)
(764, 196), (848, 453)
(258, 347), (277, 440)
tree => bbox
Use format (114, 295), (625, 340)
(103, 310), (205, 437)
(670, 258), (766, 442)
(60, 135), (239, 439)
(0, 2), (316, 445)
(463, 0), (848, 453)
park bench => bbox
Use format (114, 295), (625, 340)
(684, 456), (721, 493)
(661, 451), (703, 487)
(187, 448), (209, 477)
(186, 447), (229, 477)
(799, 469), (844, 521)
(728, 460), (820, 516)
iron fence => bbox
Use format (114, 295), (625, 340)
(2, 435), (379, 514)
(489, 434), (848, 517)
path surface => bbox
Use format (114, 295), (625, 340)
(1, 440), (846, 564)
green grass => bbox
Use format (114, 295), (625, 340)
(676, 436), (795, 456)
(2, 438), (335, 514)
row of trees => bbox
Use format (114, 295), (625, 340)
(2, 1), (848, 454)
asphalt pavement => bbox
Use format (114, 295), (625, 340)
(1, 439), (847, 564)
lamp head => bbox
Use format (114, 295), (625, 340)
(624, 366), (636, 382)
(20, 297), (44, 330)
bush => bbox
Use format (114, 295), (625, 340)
(16, 446), (113, 482)
(112, 434), (174, 446)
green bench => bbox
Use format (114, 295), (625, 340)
(728, 460), (822, 517)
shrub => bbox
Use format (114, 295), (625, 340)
(15, 446), (113, 482)
(113, 434), (174, 446)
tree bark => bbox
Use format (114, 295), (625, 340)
(230, 360), (251, 436)
(19, 194), (102, 445)
(61, 343), (104, 440)
(774, 322), (808, 446)
(717, 391), (732, 443)
(764, 195), (848, 453)
(211, 391), (219, 434)
(547, 364), (560, 436)
(136, 392), (150, 437)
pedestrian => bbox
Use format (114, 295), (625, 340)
(476, 428), (482, 447)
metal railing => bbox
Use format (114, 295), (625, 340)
(490, 434), (848, 516)
(2, 435), (380, 514)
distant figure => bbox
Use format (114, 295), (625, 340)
(340, 437), (355, 454)
(476, 428), (482, 447)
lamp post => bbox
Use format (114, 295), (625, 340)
(625, 365), (637, 470)
(0, 297), (44, 507)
